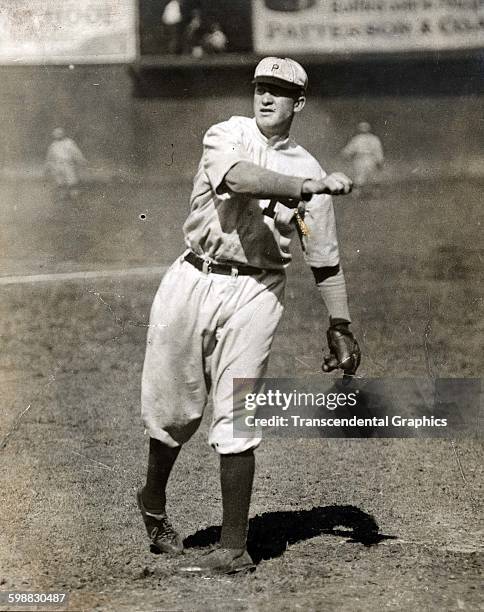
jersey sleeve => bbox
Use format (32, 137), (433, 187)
(67, 140), (86, 164)
(202, 119), (251, 199)
(372, 136), (384, 164)
(300, 163), (340, 268)
(46, 144), (56, 165)
(342, 137), (357, 159)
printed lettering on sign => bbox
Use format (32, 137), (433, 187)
(252, 0), (484, 53)
(0, 0), (136, 63)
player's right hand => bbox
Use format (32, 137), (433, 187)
(302, 172), (353, 197)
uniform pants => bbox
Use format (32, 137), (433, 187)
(141, 255), (285, 454)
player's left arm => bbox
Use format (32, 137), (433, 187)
(301, 187), (360, 375)
(69, 140), (87, 166)
(312, 264), (361, 376)
(375, 137), (384, 167)
(341, 138), (356, 160)
(312, 264), (351, 323)
(44, 145), (58, 176)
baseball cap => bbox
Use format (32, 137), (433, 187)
(52, 127), (65, 139)
(253, 57), (308, 91)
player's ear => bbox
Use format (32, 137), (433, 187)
(293, 91), (306, 114)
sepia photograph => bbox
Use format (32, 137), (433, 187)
(0, 1), (482, 610)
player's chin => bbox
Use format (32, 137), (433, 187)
(255, 113), (277, 131)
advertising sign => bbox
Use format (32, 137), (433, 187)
(253, 0), (484, 54)
(0, 1), (136, 64)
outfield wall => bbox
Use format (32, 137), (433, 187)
(0, 63), (482, 182)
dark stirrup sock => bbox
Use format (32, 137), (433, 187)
(142, 437), (181, 514)
(219, 450), (255, 549)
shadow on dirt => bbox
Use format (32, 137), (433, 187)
(183, 505), (397, 563)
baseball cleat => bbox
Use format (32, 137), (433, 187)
(178, 545), (255, 575)
(136, 488), (183, 555)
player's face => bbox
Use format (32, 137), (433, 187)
(254, 82), (305, 138)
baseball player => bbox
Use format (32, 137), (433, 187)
(45, 127), (87, 201)
(161, 0), (183, 55)
(137, 57), (360, 575)
(342, 122), (384, 188)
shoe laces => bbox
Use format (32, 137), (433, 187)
(150, 516), (178, 542)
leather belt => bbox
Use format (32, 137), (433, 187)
(184, 251), (264, 276)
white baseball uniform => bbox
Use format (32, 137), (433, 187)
(46, 137), (86, 187)
(141, 116), (341, 454)
(342, 132), (384, 187)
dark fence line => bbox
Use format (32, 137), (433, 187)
(130, 53), (484, 98)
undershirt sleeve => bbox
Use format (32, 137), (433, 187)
(311, 265), (351, 322)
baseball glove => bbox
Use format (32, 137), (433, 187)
(322, 318), (361, 376)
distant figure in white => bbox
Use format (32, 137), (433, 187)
(45, 128), (87, 201)
(162, 0), (183, 54)
(342, 122), (384, 188)
(203, 22), (228, 54)
(182, 9), (203, 57)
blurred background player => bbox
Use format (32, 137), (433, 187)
(182, 9), (203, 57)
(202, 22), (228, 55)
(342, 122), (384, 190)
(45, 127), (87, 201)
(161, 0), (183, 55)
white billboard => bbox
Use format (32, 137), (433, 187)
(253, 0), (484, 54)
(0, 1), (136, 64)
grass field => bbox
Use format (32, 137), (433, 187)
(0, 176), (482, 611)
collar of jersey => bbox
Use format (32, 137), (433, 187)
(251, 118), (291, 150)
